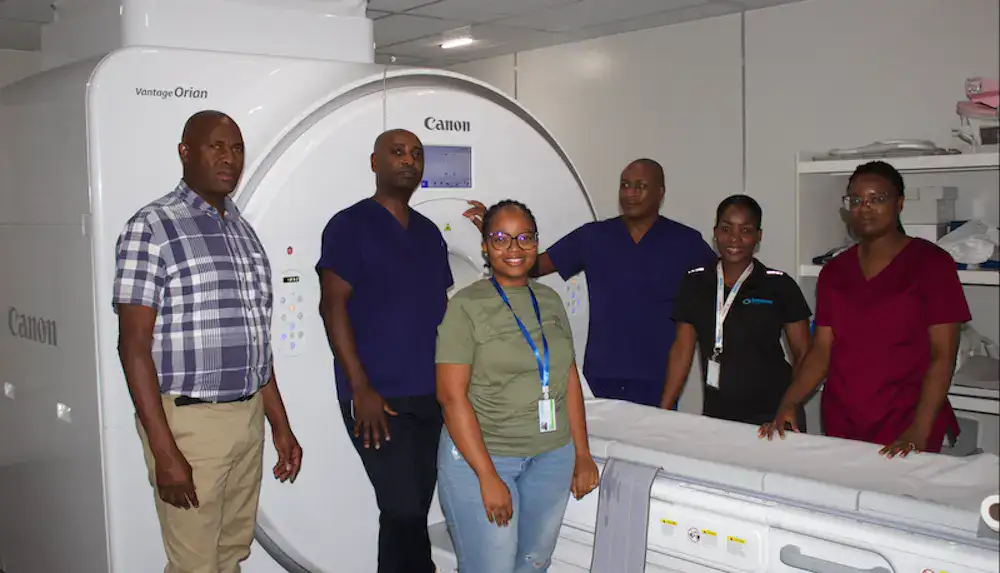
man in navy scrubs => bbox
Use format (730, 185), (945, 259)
(464, 159), (715, 407)
(317, 128), (452, 573)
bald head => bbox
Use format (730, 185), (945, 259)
(373, 128), (419, 153)
(370, 128), (424, 197)
(182, 110), (233, 144)
(178, 110), (245, 200)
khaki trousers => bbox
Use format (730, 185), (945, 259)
(137, 393), (265, 573)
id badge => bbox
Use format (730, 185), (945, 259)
(706, 359), (721, 389)
(538, 399), (556, 433)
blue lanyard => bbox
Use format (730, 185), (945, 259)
(490, 277), (550, 398)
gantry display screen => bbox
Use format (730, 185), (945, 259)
(420, 145), (472, 189)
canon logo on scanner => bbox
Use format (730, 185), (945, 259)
(424, 116), (471, 132)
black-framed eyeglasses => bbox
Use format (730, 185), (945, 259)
(843, 194), (892, 210)
(487, 231), (539, 250)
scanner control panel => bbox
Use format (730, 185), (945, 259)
(276, 271), (306, 357)
(564, 275), (585, 316)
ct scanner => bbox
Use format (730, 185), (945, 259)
(0, 1), (998, 572)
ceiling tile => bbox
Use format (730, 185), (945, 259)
(569, 1), (739, 39)
(377, 37), (472, 60)
(367, 0), (442, 12)
(378, 24), (561, 58)
(497, 0), (708, 33)
(0, 0), (55, 23)
(367, 10), (392, 19)
(0, 18), (41, 51)
(374, 14), (467, 47)
(410, 0), (581, 24)
(724, 0), (806, 9)
(435, 37), (559, 65)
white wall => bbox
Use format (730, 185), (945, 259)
(451, 54), (516, 99)
(745, 0), (1000, 275)
(451, 0), (1000, 414)
(0, 49), (42, 88)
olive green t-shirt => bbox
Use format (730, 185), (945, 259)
(436, 278), (575, 458)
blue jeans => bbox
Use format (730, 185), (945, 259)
(437, 430), (575, 573)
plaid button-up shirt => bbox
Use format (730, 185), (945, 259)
(112, 181), (273, 402)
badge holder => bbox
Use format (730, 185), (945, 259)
(538, 390), (556, 433)
(706, 348), (722, 389)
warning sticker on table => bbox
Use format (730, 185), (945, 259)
(701, 529), (717, 547)
(727, 535), (746, 556)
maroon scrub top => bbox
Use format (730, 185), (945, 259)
(815, 238), (971, 452)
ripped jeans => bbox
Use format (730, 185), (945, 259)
(437, 430), (574, 573)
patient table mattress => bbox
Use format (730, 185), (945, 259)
(583, 399), (999, 539)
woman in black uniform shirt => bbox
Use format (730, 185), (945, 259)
(659, 195), (813, 426)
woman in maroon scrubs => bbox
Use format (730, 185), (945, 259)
(759, 160), (971, 457)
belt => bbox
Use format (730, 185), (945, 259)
(174, 393), (255, 407)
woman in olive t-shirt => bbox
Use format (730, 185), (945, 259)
(436, 200), (600, 572)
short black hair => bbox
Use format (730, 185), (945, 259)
(627, 158), (665, 188)
(848, 160), (905, 198)
(715, 194), (763, 228)
(481, 199), (537, 242)
(848, 160), (906, 233)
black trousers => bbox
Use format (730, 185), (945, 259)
(340, 393), (442, 573)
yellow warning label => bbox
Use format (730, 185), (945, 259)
(727, 536), (746, 544)
(659, 519), (677, 526)
(444, 223), (452, 231)
(702, 530), (717, 537)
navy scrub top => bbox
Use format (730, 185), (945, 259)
(546, 216), (715, 404)
(316, 198), (454, 400)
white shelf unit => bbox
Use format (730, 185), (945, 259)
(796, 150), (1000, 175)
(794, 148), (1000, 291)
(793, 147), (1000, 452)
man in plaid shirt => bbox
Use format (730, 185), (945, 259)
(113, 110), (303, 572)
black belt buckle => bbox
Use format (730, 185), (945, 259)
(174, 395), (208, 407)
(174, 393), (254, 407)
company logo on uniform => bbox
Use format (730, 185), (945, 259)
(7, 307), (58, 347)
(135, 86), (210, 100)
(742, 298), (773, 306)
(424, 116), (471, 132)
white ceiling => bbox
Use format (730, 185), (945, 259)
(0, 0), (805, 66)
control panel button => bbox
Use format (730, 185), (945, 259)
(687, 528), (701, 543)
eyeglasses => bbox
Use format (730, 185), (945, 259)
(843, 194), (893, 210)
(487, 231), (539, 250)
